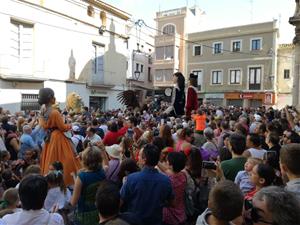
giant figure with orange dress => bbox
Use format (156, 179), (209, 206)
(38, 88), (81, 186)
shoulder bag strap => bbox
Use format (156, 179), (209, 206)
(108, 160), (120, 180)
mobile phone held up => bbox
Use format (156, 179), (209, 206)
(202, 161), (217, 170)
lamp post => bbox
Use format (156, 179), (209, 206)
(289, 0), (300, 108)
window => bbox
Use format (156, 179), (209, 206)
(136, 63), (139, 72)
(229, 69), (241, 84)
(232, 41), (241, 52)
(162, 24), (175, 35)
(140, 64), (144, 73)
(92, 44), (104, 74)
(211, 70), (222, 84)
(21, 94), (39, 111)
(89, 96), (106, 111)
(156, 47), (164, 60)
(192, 70), (203, 91)
(92, 43), (104, 83)
(148, 67), (152, 82)
(155, 69), (173, 82)
(249, 67), (261, 90)
(155, 46), (174, 60)
(284, 69), (290, 79)
(10, 20), (33, 69)
(251, 38), (262, 50)
(193, 45), (202, 56)
(213, 42), (222, 54)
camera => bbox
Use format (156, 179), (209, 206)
(202, 161), (217, 170)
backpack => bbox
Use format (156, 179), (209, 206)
(74, 136), (84, 153)
(184, 170), (209, 219)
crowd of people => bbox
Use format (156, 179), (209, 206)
(0, 84), (300, 225)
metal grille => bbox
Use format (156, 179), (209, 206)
(21, 94), (39, 111)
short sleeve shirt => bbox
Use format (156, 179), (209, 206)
(120, 167), (173, 225)
(221, 157), (247, 181)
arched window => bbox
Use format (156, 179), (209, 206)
(162, 24), (175, 35)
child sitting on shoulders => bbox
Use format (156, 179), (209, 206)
(234, 157), (262, 195)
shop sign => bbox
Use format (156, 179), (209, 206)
(240, 93), (253, 99)
(205, 93), (224, 99)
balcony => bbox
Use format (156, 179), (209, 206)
(156, 7), (186, 18)
(249, 83), (261, 90)
(155, 35), (176, 46)
(153, 71), (174, 87)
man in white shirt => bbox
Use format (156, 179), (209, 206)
(99, 118), (108, 135)
(85, 127), (101, 145)
(71, 125), (84, 149)
(0, 175), (64, 225)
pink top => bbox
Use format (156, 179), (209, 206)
(163, 172), (187, 224)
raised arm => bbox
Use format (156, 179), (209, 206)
(50, 110), (71, 132)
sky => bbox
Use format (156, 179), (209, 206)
(105, 0), (295, 44)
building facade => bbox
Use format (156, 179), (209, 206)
(0, 0), (131, 112)
(277, 44), (294, 108)
(153, 6), (205, 89)
(126, 27), (154, 102)
(187, 21), (278, 107)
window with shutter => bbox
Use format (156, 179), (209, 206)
(229, 69), (241, 84)
(10, 20), (33, 74)
(249, 67), (261, 90)
(212, 71), (222, 84)
(92, 43), (104, 84)
(192, 70), (203, 91)
(162, 24), (175, 35)
(193, 45), (202, 56)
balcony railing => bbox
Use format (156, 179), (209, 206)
(156, 7), (186, 18)
(155, 35), (176, 46)
(249, 83), (261, 90)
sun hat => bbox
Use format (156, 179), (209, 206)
(105, 144), (122, 159)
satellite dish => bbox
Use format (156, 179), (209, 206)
(164, 88), (172, 97)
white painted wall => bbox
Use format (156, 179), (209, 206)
(0, 0), (131, 112)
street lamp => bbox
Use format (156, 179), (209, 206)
(134, 70), (141, 81)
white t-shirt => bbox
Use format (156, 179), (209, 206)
(100, 125), (108, 134)
(44, 187), (71, 212)
(0, 209), (64, 225)
(71, 134), (85, 149)
(247, 148), (267, 160)
(85, 133), (101, 144)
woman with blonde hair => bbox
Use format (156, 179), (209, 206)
(70, 144), (106, 225)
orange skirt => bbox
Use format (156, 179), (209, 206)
(40, 130), (81, 186)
